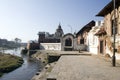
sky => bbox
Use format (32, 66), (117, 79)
(0, 0), (111, 42)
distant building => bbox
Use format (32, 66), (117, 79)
(54, 23), (64, 38)
(38, 24), (64, 44)
(38, 32), (45, 43)
(27, 40), (39, 50)
(38, 24), (64, 50)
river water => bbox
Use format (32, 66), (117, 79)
(0, 48), (43, 80)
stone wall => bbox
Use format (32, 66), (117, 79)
(104, 6), (120, 36)
(61, 33), (75, 51)
(40, 43), (61, 51)
(27, 43), (39, 50)
(102, 5), (120, 59)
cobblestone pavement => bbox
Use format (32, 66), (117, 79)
(47, 53), (120, 80)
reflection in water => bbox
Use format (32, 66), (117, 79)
(0, 48), (43, 80)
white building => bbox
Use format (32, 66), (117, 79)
(87, 21), (103, 54)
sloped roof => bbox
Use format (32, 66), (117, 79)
(76, 20), (95, 35)
(96, 0), (120, 16)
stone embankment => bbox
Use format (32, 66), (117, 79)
(31, 51), (91, 80)
(31, 50), (60, 80)
(32, 50), (60, 64)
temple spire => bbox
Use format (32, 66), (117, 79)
(54, 23), (64, 38)
(58, 22), (61, 29)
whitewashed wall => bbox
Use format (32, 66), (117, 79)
(87, 21), (104, 54)
(87, 32), (99, 54)
(87, 26), (100, 55)
(40, 43), (61, 51)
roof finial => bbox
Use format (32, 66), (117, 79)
(58, 22), (61, 29)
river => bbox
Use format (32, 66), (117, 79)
(0, 48), (43, 80)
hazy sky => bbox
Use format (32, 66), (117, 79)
(0, 0), (111, 42)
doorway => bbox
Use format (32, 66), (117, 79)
(65, 38), (72, 46)
(100, 41), (104, 54)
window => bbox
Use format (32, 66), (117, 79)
(80, 38), (84, 44)
(111, 19), (117, 35)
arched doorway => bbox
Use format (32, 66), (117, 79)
(61, 33), (75, 51)
(64, 38), (73, 51)
(65, 38), (72, 46)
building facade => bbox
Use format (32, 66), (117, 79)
(61, 33), (77, 51)
(38, 24), (64, 50)
(87, 21), (104, 54)
(97, 0), (120, 59)
(76, 20), (95, 51)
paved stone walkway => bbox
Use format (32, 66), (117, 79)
(47, 54), (120, 80)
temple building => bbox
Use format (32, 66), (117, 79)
(54, 23), (64, 38)
(37, 21), (96, 51)
(38, 24), (64, 50)
(38, 24), (64, 44)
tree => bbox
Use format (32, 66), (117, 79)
(14, 38), (22, 47)
(14, 38), (21, 43)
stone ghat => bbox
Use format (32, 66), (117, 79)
(47, 54), (120, 80)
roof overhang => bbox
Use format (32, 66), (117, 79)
(76, 20), (95, 35)
(96, 0), (120, 17)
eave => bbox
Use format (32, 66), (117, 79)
(96, 0), (120, 17)
(76, 20), (95, 36)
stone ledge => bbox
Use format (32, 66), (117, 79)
(47, 78), (56, 80)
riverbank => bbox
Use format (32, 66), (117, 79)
(32, 62), (56, 80)
(31, 50), (60, 80)
(0, 52), (24, 77)
(32, 50), (60, 64)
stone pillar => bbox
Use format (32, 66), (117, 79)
(73, 38), (77, 50)
(118, 7), (120, 35)
(61, 38), (64, 51)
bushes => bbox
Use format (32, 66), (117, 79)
(0, 54), (23, 76)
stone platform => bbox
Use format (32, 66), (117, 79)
(47, 52), (120, 80)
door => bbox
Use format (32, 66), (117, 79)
(100, 41), (103, 54)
